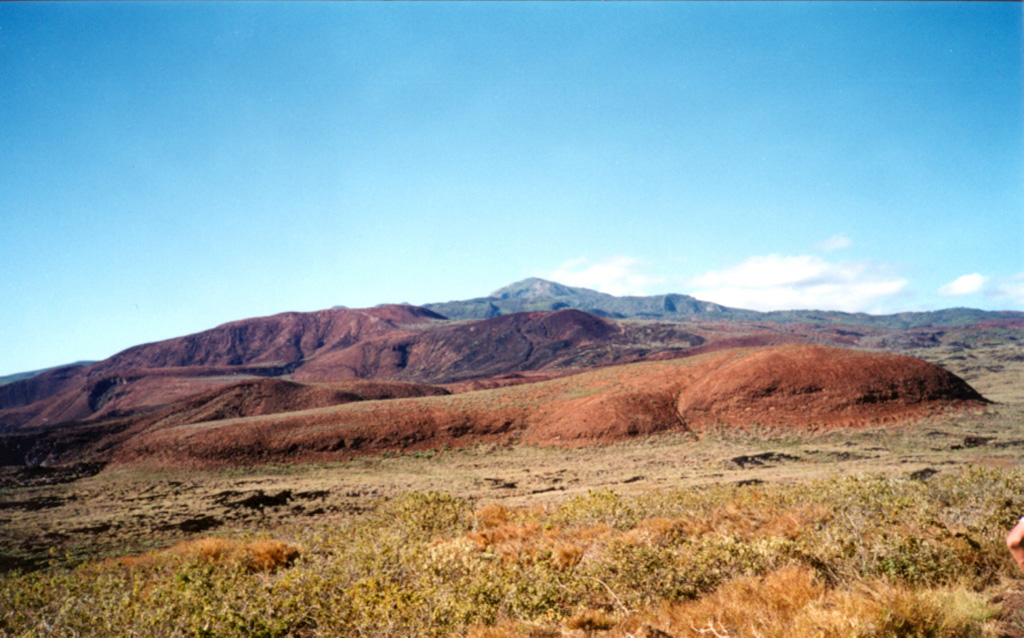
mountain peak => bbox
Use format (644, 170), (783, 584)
(489, 278), (589, 300)
(429, 277), (719, 321)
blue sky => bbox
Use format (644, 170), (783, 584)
(1, 2), (1021, 375)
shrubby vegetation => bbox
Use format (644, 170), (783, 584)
(2, 466), (1022, 637)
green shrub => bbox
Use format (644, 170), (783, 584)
(1, 467), (1020, 636)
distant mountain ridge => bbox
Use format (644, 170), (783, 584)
(4, 278), (1022, 391)
(424, 277), (735, 321)
(5, 278), (1021, 389)
(424, 277), (1023, 328)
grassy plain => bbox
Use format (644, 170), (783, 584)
(1, 344), (1024, 636)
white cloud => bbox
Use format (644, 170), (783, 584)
(938, 273), (988, 296)
(936, 272), (1024, 307)
(815, 234), (852, 252)
(545, 256), (665, 296)
(985, 273), (1024, 306)
(544, 256), (1022, 312)
(689, 254), (908, 312)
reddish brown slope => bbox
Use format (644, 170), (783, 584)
(292, 309), (706, 383)
(675, 344), (986, 429)
(1, 308), (709, 430)
(0, 377), (449, 468)
(141, 378), (447, 428)
(110, 345), (986, 468)
(0, 305), (444, 429)
(102, 305), (444, 371)
(145, 378), (449, 429)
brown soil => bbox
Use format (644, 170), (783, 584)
(676, 344), (986, 429)
(997, 591), (1024, 638)
(105, 345), (985, 469)
(0, 378), (450, 468)
(138, 378), (450, 429)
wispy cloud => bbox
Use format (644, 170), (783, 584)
(937, 272), (1024, 308)
(938, 273), (988, 296)
(545, 256), (664, 296)
(689, 254), (908, 312)
(984, 273), (1024, 306)
(544, 256), (1022, 313)
(815, 234), (852, 252)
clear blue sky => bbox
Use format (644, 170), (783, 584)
(2, 2), (1021, 375)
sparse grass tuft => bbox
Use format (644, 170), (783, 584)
(103, 536), (300, 573)
(475, 503), (512, 529)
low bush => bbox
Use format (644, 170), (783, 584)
(1, 467), (1020, 637)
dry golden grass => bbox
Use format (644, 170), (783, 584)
(465, 518), (612, 571)
(475, 503), (513, 528)
(619, 499), (831, 544)
(105, 536), (300, 573)
(469, 566), (1002, 638)
(636, 566), (826, 637)
(460, 495), (831, 590)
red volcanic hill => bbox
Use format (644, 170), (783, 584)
(139, 378), (450, 430)
(0, 305), (444, 429)
(674, 344), (985, 429)
(107, 345), (985, 469)
(291, 308), (707, 383)
(0, 306), (714, 430)
(0, 377), (452, 468)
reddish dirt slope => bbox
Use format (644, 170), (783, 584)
(675, 344), (985, 429)
(0, 305), (443, 429)
(0, 378), (450, 467)
(0, 308), (708, 430)
(102, 305), (443, 371)
(139, 378), (450, 429)
(289, 309), (706, 382)
(109, 345), (986, 468)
